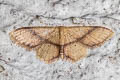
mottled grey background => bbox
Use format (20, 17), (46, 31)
(0, 0), (120, 80)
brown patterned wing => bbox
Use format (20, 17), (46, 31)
(9, 27), (60, 50)
(62, 26), (113, 46)
(63, 26), (113, 62)
(61, 26), (94, 45)
(79, 27), (114, 47)
(36, 43), (60, 63)
(64, 42), (88, 62)
(31, 27), (60, 44)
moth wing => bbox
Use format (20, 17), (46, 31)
(36, 43), (60, 63)
(64, 42), (88, 62)
(31, 27), (60, 44)
(79, 27), (114, 47)
(9, 27), (59, 50)
(62, 26), (94, 45)
(63, 26), (113, 62)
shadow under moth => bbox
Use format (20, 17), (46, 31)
(9, 26), (114, 63)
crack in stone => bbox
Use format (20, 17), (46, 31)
(0, 1), (14, 7)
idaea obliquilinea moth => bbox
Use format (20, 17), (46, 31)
(9, 26), (114, 63)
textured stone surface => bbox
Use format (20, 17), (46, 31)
(0, 0), (120, 80)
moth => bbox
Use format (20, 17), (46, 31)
(9, 26), (114, 63)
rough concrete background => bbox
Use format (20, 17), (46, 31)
(0, 0), (120, 80)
